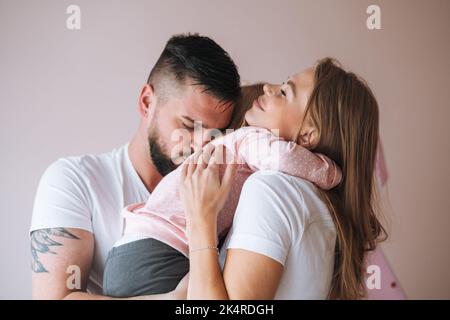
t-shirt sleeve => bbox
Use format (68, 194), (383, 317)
(29, 158), (93, 235)
(235, 128), (342, 190)
(225, 171), (299, 266)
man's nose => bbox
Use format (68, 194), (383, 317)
(188, 142), (196, 155)
(190, 130), (211, 153)
(190, 141), (205, 153)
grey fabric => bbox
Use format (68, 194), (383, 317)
(103, 238), (189, 297)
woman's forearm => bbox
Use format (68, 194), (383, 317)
(188, 220), (229, 300)
(180, 146), (237, 300)
(188, 250), (229, 300)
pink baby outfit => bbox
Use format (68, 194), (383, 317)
(121, 126), (342, 257)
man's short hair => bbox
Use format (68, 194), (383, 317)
(147, 33), (241, 108)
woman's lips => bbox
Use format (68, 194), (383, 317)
(253, 97), (264, 111)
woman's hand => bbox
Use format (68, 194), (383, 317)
(180, 144), (236, 243)
(180, 145), (236, 299)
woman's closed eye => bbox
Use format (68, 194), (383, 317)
(280, 82), (287, 97)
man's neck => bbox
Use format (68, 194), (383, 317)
(128, 133), (162, 193)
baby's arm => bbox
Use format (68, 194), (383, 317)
(237, 128), (342, 190)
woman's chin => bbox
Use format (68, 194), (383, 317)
(245, 112), (269, 130)
(244, 113), (253, 126)
(245, 111), (259, 127)
(245, 120), (269, 131)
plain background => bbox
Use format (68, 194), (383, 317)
(1, 0), (449, 299)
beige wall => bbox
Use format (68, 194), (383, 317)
(1, 0), (449, 299)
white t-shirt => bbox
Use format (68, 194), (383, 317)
(219, 170), (337, 299)
(30, 144), (150, 294)
(30, 145), (335, 298)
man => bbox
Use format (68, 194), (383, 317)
(30, 33), (241, 299)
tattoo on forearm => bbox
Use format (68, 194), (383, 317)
(30, 228), (80, 273)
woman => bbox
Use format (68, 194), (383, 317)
(180, 57), (387, 299)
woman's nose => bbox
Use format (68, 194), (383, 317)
(263, 83), (274, 96)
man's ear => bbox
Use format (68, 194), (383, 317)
(139, 84), (155, 118)
(298, 123), (319, 149)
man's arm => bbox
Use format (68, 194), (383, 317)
(31, 227), (184, 300)
(31, 227), (94, 299)
(30, 160), (186, 300)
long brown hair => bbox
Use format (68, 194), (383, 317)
(305, 58), (387, 299)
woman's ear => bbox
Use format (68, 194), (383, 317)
(139, 84), (155, 118)
(298, 123), (319, 149)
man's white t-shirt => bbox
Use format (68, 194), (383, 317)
(30, 144), (150, 294)
(219, 170), (337, 299)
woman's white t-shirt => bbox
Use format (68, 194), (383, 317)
(219, 170), (337, 300)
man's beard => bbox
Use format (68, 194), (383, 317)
(148, 126), (177, 177)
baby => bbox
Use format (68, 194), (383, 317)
(102, 84), (342, 297)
